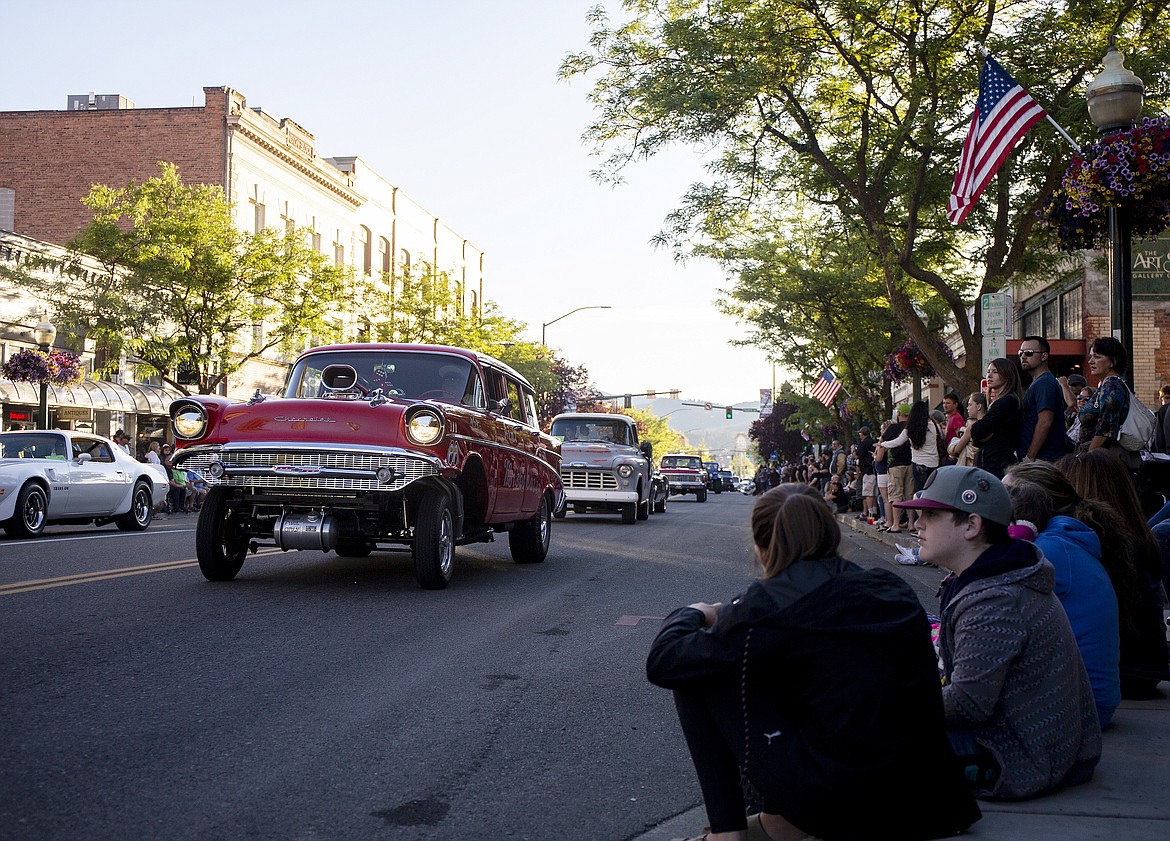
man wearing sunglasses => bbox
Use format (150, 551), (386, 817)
(1016, 336), (1072, 464)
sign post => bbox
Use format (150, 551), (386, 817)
(980, 292), (1012, 366)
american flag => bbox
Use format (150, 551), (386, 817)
(947, 55), (1047, 225)
(810, 369), (842, 407)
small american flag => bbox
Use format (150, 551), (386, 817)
(947, 55), (1047, 225)
(810, 369), (842, 407)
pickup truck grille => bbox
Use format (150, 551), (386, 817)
(176, 447), (439, 493)
(561, 470), (618, 490)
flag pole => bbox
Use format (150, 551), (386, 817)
(977, 43), (1081, 152)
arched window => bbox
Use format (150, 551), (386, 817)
(399, 250), (411, 293)
(359, 226), (372, 275)
(379, 237), (391, 275)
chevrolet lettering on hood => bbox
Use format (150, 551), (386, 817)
(170, 343), (563, 591)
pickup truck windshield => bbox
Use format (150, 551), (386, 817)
(550, 419), (632, 445)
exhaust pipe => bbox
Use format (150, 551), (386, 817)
(274, 510), (338, 551)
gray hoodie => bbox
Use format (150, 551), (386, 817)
(939, 540), (1102, 799)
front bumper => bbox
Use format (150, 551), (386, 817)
(564, 488), (638, 504)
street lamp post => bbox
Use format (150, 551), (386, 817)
(33, 321), (57, 430)
(1087, 41), (1145, 390)
(541, 305), (611, 346)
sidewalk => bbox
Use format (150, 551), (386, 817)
(633, 515), (1170, 841)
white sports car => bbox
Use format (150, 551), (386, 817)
(0, 430), (169, 538)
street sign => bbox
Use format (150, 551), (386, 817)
(982, 334), (1006, 363)
(980, 292), (1013, 336)
(759, 388), (772, 418)
(703, 402), (712, 410)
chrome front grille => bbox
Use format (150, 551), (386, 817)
(561, 470), (618, 490)
(176, 445), (439, 493)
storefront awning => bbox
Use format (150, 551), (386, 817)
(0, 378), (187, 415)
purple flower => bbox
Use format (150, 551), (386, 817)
(1, 348), (84, 386)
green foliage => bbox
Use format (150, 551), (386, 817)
(622, 405), (680, 462)
(31, 163), (350, 394)
(563, 1), (1170, 398)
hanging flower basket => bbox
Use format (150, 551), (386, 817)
(882, 338), (953, 384)
(1041, 116), (1170, 252)
(0, 348), (85, 387)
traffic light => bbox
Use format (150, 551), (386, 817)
(725, 406), (734, 419)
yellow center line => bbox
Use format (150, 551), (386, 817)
(0, 549), (284, 595)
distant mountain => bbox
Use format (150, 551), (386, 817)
(613, 396), (760, 468)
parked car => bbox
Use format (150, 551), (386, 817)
(0, 430), (168, 537)
(170, 344), (564, 589)
(648, 470), (669, 513)
(550, 412), (657, 523)
(659, 453), (707, 502)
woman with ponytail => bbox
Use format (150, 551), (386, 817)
(646, 484), (979, 841)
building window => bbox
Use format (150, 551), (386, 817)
(360, 226), (372, 275)
(334, 231), (345, 267)
(249, 186), (266, 233)
(281, 201), (294, 235)
(1023, 308), (1042, 337)
(1042, 300), (1057, 339)
(310, 216), (321, 253)
(379, 237), (391, 275)
(1061, 289), (1082, 339)
(400, 250), (411, 293)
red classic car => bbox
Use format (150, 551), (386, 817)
(169, 344), (563, 589)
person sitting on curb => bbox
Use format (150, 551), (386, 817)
(646, 483), (980, 841)
(1002, 474), (1121, 728)
(895, 466), (1101, 800)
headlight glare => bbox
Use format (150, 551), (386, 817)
(406, 410), (443, 445)
(173, 405), (207, 439)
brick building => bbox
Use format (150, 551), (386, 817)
(0, 85), (485, 398)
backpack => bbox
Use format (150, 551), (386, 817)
(1119, 387), (1156, 451)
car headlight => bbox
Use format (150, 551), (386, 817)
(406, 409), (443, 445)
(172, 403), (208, 439)
(617, 465), (633, 478)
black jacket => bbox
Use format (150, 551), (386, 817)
(648, 555), (980, 840)
(971, 394), (1021, 478)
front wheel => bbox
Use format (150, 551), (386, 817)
(696, 489), (708, 503)
(413, 489), (455, 589)
(510, 493), (551, 564)
(620, 502), (637, 524)
(5, 482), (48, 538)
(195, 486), (248, 581)
(115, 481), (154, 531)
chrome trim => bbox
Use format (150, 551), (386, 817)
(173, 442), (442, 492)
(561, 470), (619, 490)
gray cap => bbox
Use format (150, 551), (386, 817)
(893, 465), (1012, 526)
(1067, 374), (1088, 389)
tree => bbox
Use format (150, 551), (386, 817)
(21, 163), (351, 394)
(623, 405), (680, 461)
(563, 1), (1170, 397)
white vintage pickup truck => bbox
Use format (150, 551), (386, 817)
(548, 412), (666, 524)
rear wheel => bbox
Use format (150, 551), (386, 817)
(115, 481), (154, 531)
(195, 486), (248, 581)
(413, 489), (455, 589)
(510, 493), (551, 564)
(654, 493), (667, 513)
(5, 482), (48, 538)
(636, 489), (650, 520)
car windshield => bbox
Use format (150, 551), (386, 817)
(286, 351), (484, 407)
(0, 433), (68, 459)
(661, 456), (701, 470)
(550, 419), (631, 445)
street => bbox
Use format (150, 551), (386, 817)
(0, 492), (941, 841)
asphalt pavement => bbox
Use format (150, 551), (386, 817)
(632, 512), (1170, 841)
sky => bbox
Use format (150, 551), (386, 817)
(4, 0), (778, 407)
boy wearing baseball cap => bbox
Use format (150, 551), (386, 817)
(896, 466), (1101, 800)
